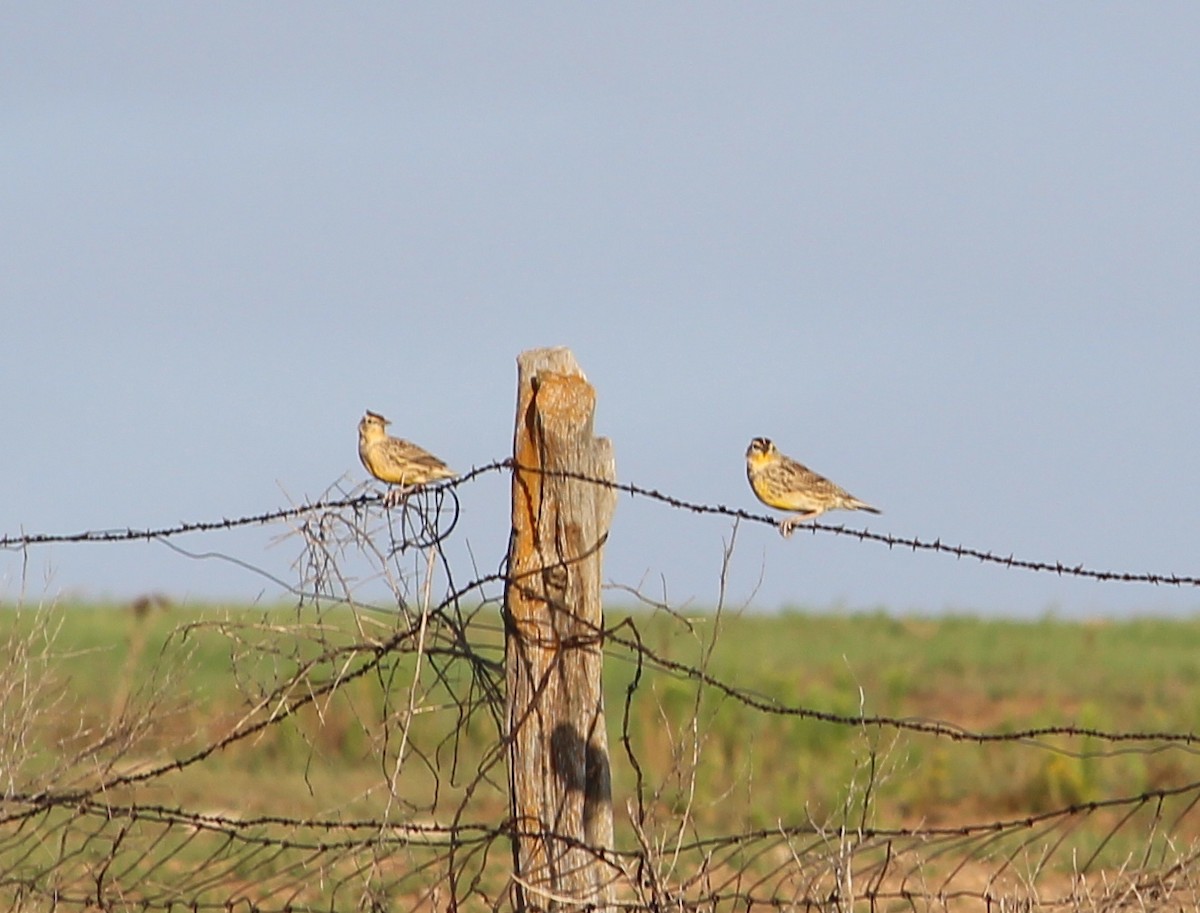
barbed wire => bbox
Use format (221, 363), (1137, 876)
(0, 462), (502, 549)
(6, 775), (1200, 865)
(529, 463), (1200, 587)
(4, 459), (1200, 589)
(604, 618), (1200, 750)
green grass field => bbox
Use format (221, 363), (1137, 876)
(9, 602), (1200, 820)
(3, 601), (1199, 908)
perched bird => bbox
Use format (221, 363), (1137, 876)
(358, 410), (456, 507)
(745, 436), (880, 537)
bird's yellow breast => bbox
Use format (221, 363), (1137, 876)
(745, 448), (777, 474)
(360, 444), (405, 484)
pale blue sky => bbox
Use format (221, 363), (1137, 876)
(3, 4), (1199, 616)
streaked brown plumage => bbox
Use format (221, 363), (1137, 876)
(358, 410), (456, 506)
(745, 436), (880, 537)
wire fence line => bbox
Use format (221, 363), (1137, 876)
(5, 458), (1200, 588)
(2, 464), (1200, 910)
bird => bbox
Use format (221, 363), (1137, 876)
(358, 410), (456, 507)
(745, 436), (880, 537)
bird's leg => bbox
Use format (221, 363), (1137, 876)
(383, 483), (422, 509)
(382, 468), (426, 508)
(779, 512), (821, 538)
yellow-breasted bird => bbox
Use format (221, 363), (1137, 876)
(358, 410), (456, 506)
(745, 436), (880, 537)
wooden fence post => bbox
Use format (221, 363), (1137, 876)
(505, 347), (617, 911)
